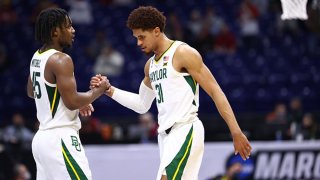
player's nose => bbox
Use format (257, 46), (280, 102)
(71, 26), (75, 34)
(137, 39), (142, 46)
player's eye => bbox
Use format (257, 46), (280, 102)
(138, 36), (145, 40)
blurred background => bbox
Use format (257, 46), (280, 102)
(0, 0), (319, 179)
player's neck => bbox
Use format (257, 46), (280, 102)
(39, 44), (62, 53)
(154, 36), (174, 59)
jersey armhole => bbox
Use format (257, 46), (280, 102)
(171, 42), (190, 77)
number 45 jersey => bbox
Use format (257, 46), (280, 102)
(149, 41), (199, 133)
(30, 49), (81, 130)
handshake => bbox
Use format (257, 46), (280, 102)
(89, 74), (113, 96)
(79, 74), (113, 117)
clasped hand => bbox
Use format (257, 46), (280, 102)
(79, 74), (111, 116)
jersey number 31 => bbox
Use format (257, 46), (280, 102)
(155, 83), (164, 103)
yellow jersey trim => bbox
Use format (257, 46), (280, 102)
(62, 147), (81, 180)
(172, 131), (194, 180)
(154, 41), (176, 63)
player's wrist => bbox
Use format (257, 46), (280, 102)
(230, 129), (242, 137)
(90, 85), (105, 99)
(105, 86), (115, 97)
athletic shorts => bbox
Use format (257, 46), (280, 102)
(32, 127), (92, 180)
(157, 118), (204, 180)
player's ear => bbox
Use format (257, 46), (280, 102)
(52, 27), (59, 37)
(154, 27), (161, 37)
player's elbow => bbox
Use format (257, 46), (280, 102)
(27, 87), (34, 99)
(27, 93), (34, 99)
(64, 101), (79, 111)
(67, 106), (78, 111)
(134, 104), (150, 114)
(62, 93), (86, 111)
(63, 99), (79, 111)
(27, 90), (34, 99)
(135, 108), (149, 114)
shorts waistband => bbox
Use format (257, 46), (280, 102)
(39, 126), (79, 132)
(163, 118), (199, 135)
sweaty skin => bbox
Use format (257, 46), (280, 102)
(28, 15), (110, 111)
(91, 27), (251, 160)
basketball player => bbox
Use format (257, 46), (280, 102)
(27, 8), (110, 179)
(91, 6), (251, 180)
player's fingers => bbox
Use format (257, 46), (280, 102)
(247, 145), (252, 156)
(90, 80), (100, 87)
(248, 143), (252, 151)
(239, 150), (246, 160)
(90, 78), (100, 83)
(96, 74), (103, 80)
(242, 148), (250, 159)
(243, 145), (251, 159)
(91, 76), (101, 82)
(239, 142), (248, 155)
(100, 75), (106, 80)
(81, 110), (86, 116)
(244, 141), (252, 155)
(246, 148), (251, 157)
(92, 83), (99, 87)
(89, 104), (94, 112)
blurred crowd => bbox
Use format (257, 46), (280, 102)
(1, 0), (320, 114)
(0, 0), (320, 179)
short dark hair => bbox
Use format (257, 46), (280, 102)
(35, 8), (69, 44)
(127, 6), (166, 32)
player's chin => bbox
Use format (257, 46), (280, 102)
(64, 43), (73, 49)
(62, 44), (73, 53)
(143, 50), (153, 56)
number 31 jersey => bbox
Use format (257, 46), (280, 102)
(149, 41), (199, 133)
(30, 49), (81, 130)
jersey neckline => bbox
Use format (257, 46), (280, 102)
(154, 41), (176, 62)
(36, 48), (55, 55)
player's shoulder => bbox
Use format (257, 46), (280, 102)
(175, 42), (201, 60)
(46, 51), (74, 73)
(49, 51), (73, 65)
(50, 51), (71, 60)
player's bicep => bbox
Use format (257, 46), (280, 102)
(181, 47), (222, 98)
(51, 55), (78, 106)
(192, 64), (222, 98)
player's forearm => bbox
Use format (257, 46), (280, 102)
(65, 88), (104, 110)
(212, 92), (242, 135)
